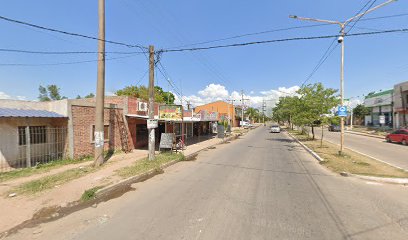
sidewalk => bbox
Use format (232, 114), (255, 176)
(0, 132), (243, 234)
(345, 130), (385, 139)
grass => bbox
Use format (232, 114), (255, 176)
(289, 130), (408, 178)
(0, 156), (93, 183)
(116, 152), (185, 179)
(80, 186), (104, 202)
(9, 166), (98, 195)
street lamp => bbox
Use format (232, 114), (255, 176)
(290, 0), (396, 154)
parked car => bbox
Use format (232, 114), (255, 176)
(270, 125), (281, 133)
(385, 129), (408, 145)
(328, 125), (341, 132)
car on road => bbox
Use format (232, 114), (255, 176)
(385, 129), (408, 145)
(270, 125), (281, 133)
(328, 124), (341, 132)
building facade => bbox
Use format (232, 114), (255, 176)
(363, 89), (393, 127)
(393, 81), (408, 129)
(194, 101), (242, 127)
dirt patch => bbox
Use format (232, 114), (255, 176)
(0, 184), (135, 238)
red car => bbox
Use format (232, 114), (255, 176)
(386, 129), (408, 145)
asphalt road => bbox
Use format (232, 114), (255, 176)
(312, 128), (408, 170)
(8, 127), (408, 240)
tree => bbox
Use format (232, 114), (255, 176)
(295, 83), (339, 140)
(85, 93), (95, 98)
(246, 107), (260, 122)
(38, 85), (66, 101)
(353, 104), (370, 120)
(115, 85), (174, 104)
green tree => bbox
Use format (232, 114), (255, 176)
(295, 83), (339, 140)
(115, 85), (174, 104)
(85, 93), (95, 98)
(353, 104), (370, 120)
(38, 85), (66, 102)
(246, 107), (260, 122)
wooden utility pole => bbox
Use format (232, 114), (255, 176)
(148, 46), (156, 160)
(94, 0), (105, 167)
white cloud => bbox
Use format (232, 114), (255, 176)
(0, 92), (27, 100)
(0, 92), (11, 99)
(175, 84), (300, 116)
(345, 98), (363, 109)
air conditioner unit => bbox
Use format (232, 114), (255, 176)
(138, 102), (148, 111)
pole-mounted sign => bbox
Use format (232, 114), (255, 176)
(337, 106), (348, 117)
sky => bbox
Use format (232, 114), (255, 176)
(0, 0), (407, 110)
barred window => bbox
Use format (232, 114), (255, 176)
(18, 126), (47, 145)
(91, 125), (110, 142)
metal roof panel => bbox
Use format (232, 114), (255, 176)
(0, 108), (66, 118)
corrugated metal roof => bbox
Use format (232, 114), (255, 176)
(0, 108), (66, 118)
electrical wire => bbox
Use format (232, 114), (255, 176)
(346, 0), (377, 34)
(0, 54), (141, 67)
(166, 13), (408, 50)
(161, 28), (408, 53)
(0, 48), (147, 55)
(0, 15), (148, 50)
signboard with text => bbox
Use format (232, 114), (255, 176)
(159, 105), (183, 121)
(200, 110), (218, 121)
(337, 106), (348, 117)
(147, 119), (158, 129)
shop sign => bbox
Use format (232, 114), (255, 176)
(200, 110), (218, 121)
(147, 119), (158, 129)
(159, 105), (183, 121)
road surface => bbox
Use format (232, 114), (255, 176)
(312, 127), (408, 170)
(7, 127), (408, 240)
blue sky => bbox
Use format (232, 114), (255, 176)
(0, 0), (407, 108)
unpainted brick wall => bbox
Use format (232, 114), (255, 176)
(71, 105), (125, 158)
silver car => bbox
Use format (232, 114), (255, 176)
(270, 125), (281, 133)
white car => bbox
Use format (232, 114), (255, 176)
(270, 125), (281, 133)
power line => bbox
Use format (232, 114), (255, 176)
(0, 48), (147, 55)
(166, 13), (408, 50)
(161, 28), (408, 53)
(0, 15), (148, 50)
(0, 54), (141, 67)
(346, 0), (377, 35)
(301, 40), (339, 87)
(168, 23), (332, 49)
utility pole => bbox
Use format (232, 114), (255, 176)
(290, 0), (396, 154)
(240, 90), (250, 128)
(226, 98), (236, 128)
(148, 45), (155, 160)
(94, 0), (105, 167)
(187, 101), (191, 110)
(262, 99), (266, 126)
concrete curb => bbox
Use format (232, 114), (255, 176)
(95, 134), (240, 199)
(322, 138), (408, 172)
(340, 172), (408, 185)
(345, 130), (385, 139)
(285, 131), (324, 163)
(287, 131), (408, 185)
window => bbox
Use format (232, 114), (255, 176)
(18, 126), (47, 145)
(91, 125), (110, 142)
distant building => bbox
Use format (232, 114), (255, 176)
(393, 81), (408, 129)
(194, 101), (242, 127)
(363, 89), (393, 127)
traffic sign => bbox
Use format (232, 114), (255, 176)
(337, 106), (348, 117)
